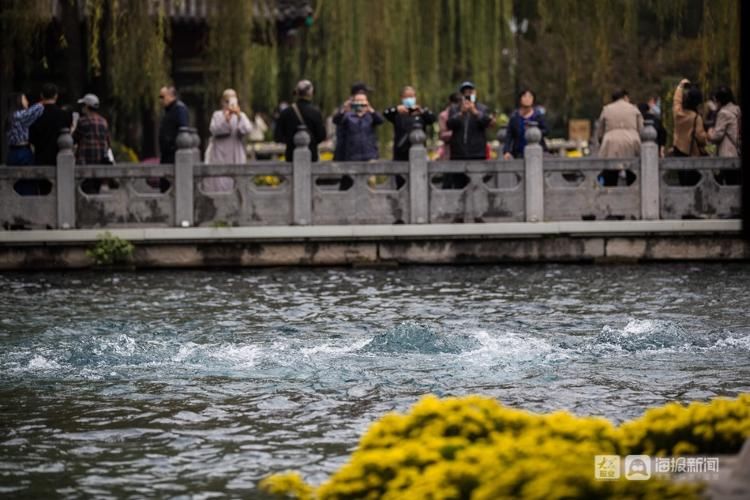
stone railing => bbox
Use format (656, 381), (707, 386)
(0, 122), (742, 230)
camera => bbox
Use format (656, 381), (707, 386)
(464, 95), (472, 101)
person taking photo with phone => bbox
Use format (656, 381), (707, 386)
(384, 85), (436, 161)
(333, 89), (384, 161)
(447, 81), (493, 162)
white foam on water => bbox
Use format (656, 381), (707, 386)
(592, 319), (750, 354)
(27, 355), (61, 371)
(208, 344), (261, 367)
(301, 338), (371, 357)
(462, 329), (566, 366)
(708, 334), (750, 351)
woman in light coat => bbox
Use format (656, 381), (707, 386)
(707, 86), (741, 158)
(596, 89), (643, 158)
(203, 88), (253, 192)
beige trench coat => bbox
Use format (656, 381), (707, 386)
(596, 99), (643, 158)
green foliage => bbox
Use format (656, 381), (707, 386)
(205, 0), (257, 110)
(5, 0), (741, 147)
(0, 0), (51, 79)
(85, 0), (170, 116)
(86, 231), (135, 266)
(110, 140), (139, 163)
(261, 394), (750, 500)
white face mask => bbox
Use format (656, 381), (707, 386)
(469, 94), (476, 104)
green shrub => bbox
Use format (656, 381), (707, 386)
(86, 231), (135, 266)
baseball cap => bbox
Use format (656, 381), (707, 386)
(458, 81), (476, 92)
(77, 93), (100, 109)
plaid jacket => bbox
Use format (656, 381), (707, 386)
(73, 112), (110, 164)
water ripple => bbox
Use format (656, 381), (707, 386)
(0, 263), (748, 497)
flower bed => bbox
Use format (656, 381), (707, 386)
(261, 393), (750, 499)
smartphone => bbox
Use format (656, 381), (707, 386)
(228, 96), (238, 107)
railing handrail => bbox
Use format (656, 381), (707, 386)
(0, 121), (743, 230)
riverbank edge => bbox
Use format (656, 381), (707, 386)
(1, 220), (747, 270)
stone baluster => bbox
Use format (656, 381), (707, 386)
(174, 127), (194, 227)
(292, 125), (312, 225)
(523, 121), (544, 222)
(496, 126), (508, 159)
(56, 128), (76, 229)
(640, 119), (660, 220)
(408, 122), (429, 224)
(188, 127), (201, 163)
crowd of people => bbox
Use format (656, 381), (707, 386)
(5, 78), (742, 181)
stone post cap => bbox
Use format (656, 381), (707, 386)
(176, 127), (193, 150)
(57, 128), (74, 150)
(294, 125), (311, 148)
(496, 125), (508, 144)
(641, 119), (657, 142)
(409, 121), (426, 146)
(524, 121), (541, 144)
(188, 127), (200, 149)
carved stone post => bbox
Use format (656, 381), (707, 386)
(56, 128), (76, 229)
(174, 127), (194, 227)
(408, 122), (428, 224)
(523, 121), (544, 222)
(640, 119), (660, 220)
(292, 126), (312, 225)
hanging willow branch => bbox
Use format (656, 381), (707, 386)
(0, 0), (51, 79)
(84, 0), (169, 114)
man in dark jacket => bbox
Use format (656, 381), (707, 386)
(274, 80), (327, 162)
(29, 83), (73, 166)
(158, 86), (189, 164)
(332, 91), (384, 161)
(333, 82), (372, 161)
(448, 81), (493, 160)
(384, 85), (436, 161)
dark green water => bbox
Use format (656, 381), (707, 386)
(1, 264), (749, 497)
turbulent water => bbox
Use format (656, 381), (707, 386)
(1, 264), (749, 497)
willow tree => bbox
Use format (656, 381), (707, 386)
(0, 0), (51, 81)
(85, 0), (170, 144)
(298, 0), (512, 117)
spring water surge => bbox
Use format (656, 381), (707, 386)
(1, 264), (749, 497)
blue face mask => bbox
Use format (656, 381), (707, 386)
(402, 97), (416, 108)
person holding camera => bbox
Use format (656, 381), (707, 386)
(332, 89), (384, 161)
(203, 88), (252, 192)
(447, 81), (493, 161)
(384, 86), (436, 161)
(206, 88), (252, 165)
(671, 78), (707, 157)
